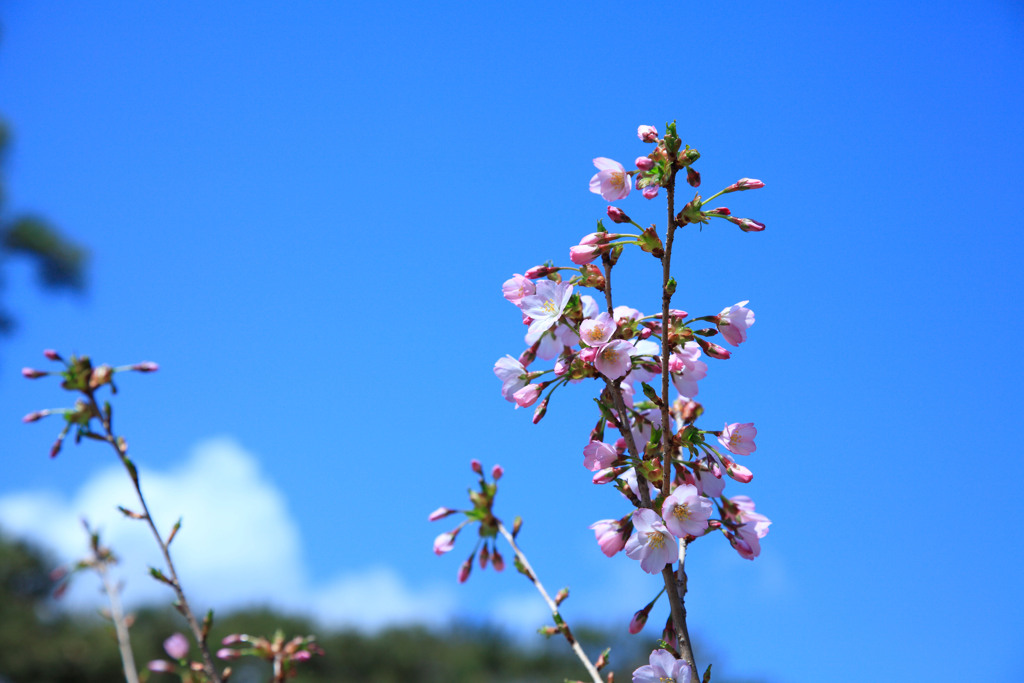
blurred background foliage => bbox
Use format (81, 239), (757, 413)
(0, 529), (766, 683)
(0, 118), (88, 337)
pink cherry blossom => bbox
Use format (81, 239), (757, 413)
(661, 484), (713, 538)
(595, 340), (637, 380)
(729, 495), (772, 538)
(625, 509), (677, 575)
(613, 305), (642, 324)
(580, 312), (616, 347)
(632, 649), (691, 683)
(583, 440), (617, 471)
(493, 355), (528, 402)
(718, 422), (757, 455)
(637, 125), (659, 143)
(641, 186), (659, 200)
(694, 463), (725, 497)
(624, 339), (660, 384)
(635, 156), (654, 171)
(590, 518), (628, 557)
(589, 157), (632, 201)
(717, 300), (754, 346)
(669, 342), (707, 398)
(520, 280), (574, 337)
(731, 516), (770, 560)
(502, 274), (535, 305)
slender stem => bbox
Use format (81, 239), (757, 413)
(96, 561), (141, 683)
(600, 253), (651, 508)
(659, 152), (697, 673)
(85, 393), (223, 683)
(498, 523), (603, 683)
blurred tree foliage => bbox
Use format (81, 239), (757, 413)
(0, 119), (88, 336)
(0, 530), (769, 683)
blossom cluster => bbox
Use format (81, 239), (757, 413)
(436, 122), (769, 682)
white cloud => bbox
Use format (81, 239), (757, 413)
(0, 437), (456, 630)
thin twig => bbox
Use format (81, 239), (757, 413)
(85, 392), (223, 683)
(498, 522), (604, 683)
(95, 561), (140, 683)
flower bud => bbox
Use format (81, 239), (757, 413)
(704, 207), (731, 216)
(131, 361), (159, 372)
(22, 410), (48, 423)
(723, 178), (765, 193)
(221, 634), (246, 646)
(89, 365), (114, 389)
(695, 338), (731, 360)
(470, 459), (483, 474)
(514, 383), (542, 407)
(457, 557), (473, 583)
(163, 633), (190, 660)
(518, 341), (539, 367)
(428, 506), (457, 522)
(677, 400), (703, 424)
(686, 166), (701, 188)
(726, 216), (766, 232)
(531, 398), (548, 423)
(524, 265), (556, 279)
(479, 544), (490, 569)
(148, 660), (176, 673)
(217, 648), (242, 661)
(642, 186), (659, 200)
(629, 606), (651, 634)
(491, 549), (505, 571)
(44, 349), (62, 361)
(679, 148), (701, 166)
(433, 530), (458, 555)
(21, 368), (47, 379)
(555, 588), (569, 606)
(590, 518), (629, 557)
(491, 464), (504, 480)
(635, 156), (654, 171)
(721, 455), (753, 483)
(569, 245), (601, 265)
(637, 125), (659, 143)
(607, 205), (631, 224)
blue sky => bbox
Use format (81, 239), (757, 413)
(1, 2), (1023, 682)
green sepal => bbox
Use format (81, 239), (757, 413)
(638, 226), (664, 258)
(703, 663), (713, 683)
(121, 456), (139, 485)
(593, 397), (617, 426)
(609, 244), (623, 265)
(665, 277), (677, 298)
(149, 567), (173, 585)
(514, 555), (532, 579)
(595, 219), (607, 234)
(640, 383), (664, 408)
